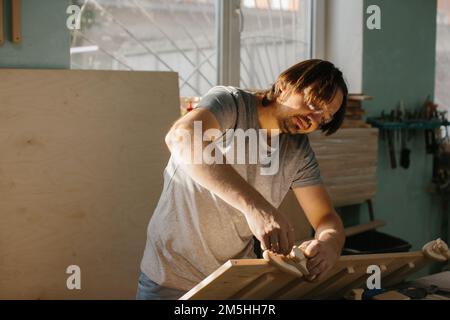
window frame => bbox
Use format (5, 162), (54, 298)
(216, 0), (317, 88)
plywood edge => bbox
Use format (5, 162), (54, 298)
(338, 251), (424, 262)
(180, 260), (270, 300)
(179, 260), (236, 300)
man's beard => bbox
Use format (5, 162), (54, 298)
(276, 110), (313, 134)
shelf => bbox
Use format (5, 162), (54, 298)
(366, 118), (449, 130)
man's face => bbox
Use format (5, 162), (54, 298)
(274, 87), (344, 134)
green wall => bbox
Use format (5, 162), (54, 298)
(358, 0), (443, 275)
(0, 0), (70, 68)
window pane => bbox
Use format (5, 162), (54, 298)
(70, 0), (217, 96)
(240, 0), (312, 90)
(436, 0), (450, 119)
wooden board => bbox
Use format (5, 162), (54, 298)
(0, 0), (4, 45)
(309, 128), (379, 207)
(0, 69), (180, 299)
(180, 250), (434, 300)
(11, 0), (21, 43)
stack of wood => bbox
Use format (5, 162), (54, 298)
(341, 94), (373, 128)
(280, 128), (379, 242)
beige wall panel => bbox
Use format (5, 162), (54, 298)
(0, 69), (179, 299)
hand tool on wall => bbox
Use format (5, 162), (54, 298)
(425, 129), (438, 154)
(387, 130), (397, 169)
(400, 128), (411, 169)
(0, 0), (4, 45)
(11, 0), (20, 43)
(386, 111), (397, 169)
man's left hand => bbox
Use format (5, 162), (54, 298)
(299, 239), (340, 281)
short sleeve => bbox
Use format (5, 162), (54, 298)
(196, 86), (239, 131)
(290, 139), (323, 189)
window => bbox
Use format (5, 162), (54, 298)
(240, 0), (312, 89)
(436, 0), (450, 118)
(70, 0), (312, 96)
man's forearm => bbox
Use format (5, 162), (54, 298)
(183, 161), (273, 217)
(166, 126), (297, 254)
(166, 130), (274, 218)
(314, 213), (345, 253)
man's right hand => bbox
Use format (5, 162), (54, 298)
(245, 209), (295, 255)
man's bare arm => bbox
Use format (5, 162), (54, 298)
(293, 184), (345, 280)
(165, 108), (295, 254)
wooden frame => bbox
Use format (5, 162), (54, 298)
(180, 239), (450, 300)
(0, 0), (4, 45)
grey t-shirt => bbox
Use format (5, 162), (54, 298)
(140, 86), (322, 292)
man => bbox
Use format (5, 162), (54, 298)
(137, 59), (348, 300)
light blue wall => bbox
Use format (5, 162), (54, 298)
(0, 0), (70, 68)
(360, 0), (443, 275)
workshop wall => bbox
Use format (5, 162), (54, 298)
(0, 0), (70, 68)
(360, 0), (443, 257)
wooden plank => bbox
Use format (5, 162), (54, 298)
(280, 262), (362, 299)
(333, 263), (393, 299)
(267, 277), (307, 300)
(0, 69), (180, 299)
(182, 250), (430, 300)
(309, 128), (379, 207)
(344, 220), (386, 237)
(303, 266), (355, 299)
(279, 128), (379, 241)
(11, 0), (21, 43)
(382, 258), (431, 288)
(231, 272), (295, 300)
(0, 0), (4, 45)
(180, 260), (277, 300)
(372, 291), (411, 300)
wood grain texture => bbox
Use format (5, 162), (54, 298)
(181, 250), (429, 300)
(309, 128), (379, 207)
(278, 128), (379, 242)
(0, 69), (179, 299)
(11, 0), (21, 43)
(0, 0), (4, 45)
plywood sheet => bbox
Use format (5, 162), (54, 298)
(0, 69), (180, 299)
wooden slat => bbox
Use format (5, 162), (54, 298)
(180, 260), (277, 300)
(309, 128), (379, 207)
(0, 0), (4, 45)
(382, 258), (430, 288)
(11, 0), (21, 43)
(268, 277), (306, 300)
(279, 129), (379, 242)
(344, 220), (386, 237)
(303, 267), (355, 299)
(231, 272), (295, 300)
(182, 251), (429, 300)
